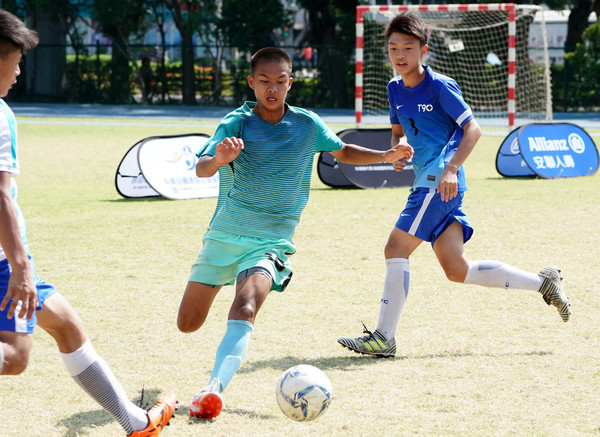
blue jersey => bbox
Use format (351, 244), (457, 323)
(0, 99), (28, 262)
(388, 66), (473, 190)
(200, 102), (343, 242)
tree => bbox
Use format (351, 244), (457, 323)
(163, 0), (218, 105)
(296, 0), (358, 108)
(565, 0), (600, 50)
(90, 0), (147, 103)
(146, 0), (171, 102)
(220, 0), (291, 54)
(565, 22), (600, 106)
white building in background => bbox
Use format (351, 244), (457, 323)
(529, 9), (597, 66)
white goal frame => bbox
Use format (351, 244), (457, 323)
(355, 3), (553, 128)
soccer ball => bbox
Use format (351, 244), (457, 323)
(276, 364), (332, 421)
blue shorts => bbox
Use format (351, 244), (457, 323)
(395, 187), (473, 245)
(189, 229), (295, 292)
(0, 257), (57, 334)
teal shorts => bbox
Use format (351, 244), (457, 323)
(189, 229), (296, 292)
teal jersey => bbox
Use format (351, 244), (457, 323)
(200, 102), (343, 241)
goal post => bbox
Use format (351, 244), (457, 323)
(355, 3), (553, 129)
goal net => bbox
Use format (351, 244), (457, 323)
(356, 4), (552, 129)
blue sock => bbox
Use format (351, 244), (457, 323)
(210, 320), (253, 392)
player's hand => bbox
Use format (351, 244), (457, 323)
(0, 266), (37, 321)
(437, 168), (458, 202)
(214, 137), (244, 166)
(392, 157), (410, 172)
(383, 143), (413, 163)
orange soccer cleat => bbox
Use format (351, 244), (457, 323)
(128, 393), (178, 436)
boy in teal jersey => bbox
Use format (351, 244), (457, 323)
(0, 10), (176, 436)
(178, 47), (413, 419)
(338, 12), (571, 359)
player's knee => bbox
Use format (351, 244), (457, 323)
(229, 303), (257, 324)
(442, 265), (467, 283)
(41, 316), (85, 349)
(2, 348), (30, 375)
(384, 240), (400, 258)
(177, 311), (205, 333)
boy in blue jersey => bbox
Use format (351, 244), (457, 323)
(177, 47), (413, 419)
(338, 12), (571, 358)
(0, 10), (176, 436)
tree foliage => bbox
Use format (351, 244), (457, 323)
(90, 0), (146, 103)
(565, 22), (600, 106)
(220, 0), (291, 53)
(295, 0), (358, 108)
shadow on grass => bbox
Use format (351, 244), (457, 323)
(238, 349), (553, 374)
(105, 196), (171, 203)
(56, 387), (163, 436)
(186, 407), (275, 427)
(237, 355), (394, 374)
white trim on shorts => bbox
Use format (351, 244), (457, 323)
(408, 188), (436, 236)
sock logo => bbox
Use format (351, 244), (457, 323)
(380, 298), (389, 304)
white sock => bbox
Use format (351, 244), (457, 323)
(375, 258), (410, 340)
(60, 339), (148, 433)
(464, 260), (542, 290)
(0, 343), (4, 373)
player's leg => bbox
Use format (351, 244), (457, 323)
(37, 292), (176, 436)
(339, 190), (428, 358)
(177, 281), (222, 333)
(338, 228), (421, 357)
(435, 222), (570, 322)
(0, 258), (35, 375)
(0, 331), (32, 375)
(190, 270), (271, 419)
(432, 220), (470, 282)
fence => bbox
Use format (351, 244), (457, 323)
(7, 42), (593, 112)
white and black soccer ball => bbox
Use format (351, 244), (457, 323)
(276, 364), (332, 421)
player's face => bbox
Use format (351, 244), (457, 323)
(0, 48), (22, 98)
(247, 60), (293, 111)
(387, 32), (428, 76)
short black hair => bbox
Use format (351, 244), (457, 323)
(250, 47), (292, 75)
(0, 9), (39, 59)
(385, 12), (431, 47)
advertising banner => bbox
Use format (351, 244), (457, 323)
(518, 123), (598, 178)
(495, 126), (535, 177)
(497, 123), (598, 178)
(116, 134), (219, 200)
(318, 128), (415, 189)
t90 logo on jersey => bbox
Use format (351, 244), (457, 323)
(418, 104), (433, 112)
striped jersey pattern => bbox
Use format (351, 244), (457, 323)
(200, 102), (343, 242)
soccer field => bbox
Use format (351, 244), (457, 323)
(1, 119), (599, 436)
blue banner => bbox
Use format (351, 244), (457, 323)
(518, 123), (599, 178)
(496, 126), (535, 177)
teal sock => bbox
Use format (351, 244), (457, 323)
(210, 320), (253, 392)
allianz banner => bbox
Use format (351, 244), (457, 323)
(497, 123), (598, 178)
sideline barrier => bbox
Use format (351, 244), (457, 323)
(496, 123), (598, 178)
(115, 133), (219, 200)
(317, 128), (415, 189)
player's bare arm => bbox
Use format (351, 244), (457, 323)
(0, 171), (37, 320)
(196, 137), (244, 178)
(330, 141), (413, 165)
(391, 123), (412, 172)
(437, 118), (482, 202)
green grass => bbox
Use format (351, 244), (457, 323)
(2, 119), (599, 436)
